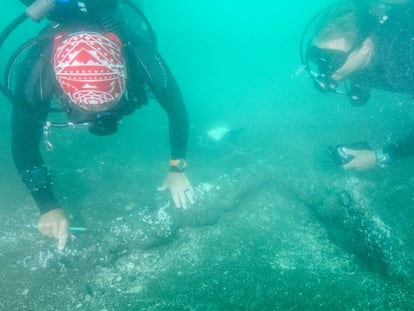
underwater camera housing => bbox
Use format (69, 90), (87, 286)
(327, 141), (371, 165)
(312, 73), (338, 93)
(348, 83), (371, 106)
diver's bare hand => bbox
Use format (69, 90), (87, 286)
(38, 208), (69, 250)
(158, 172), (195, 209)
(342, 148), (376, 171)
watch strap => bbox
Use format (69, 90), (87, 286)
(375, 149), (391, 168)
(169, 159), (187, 172)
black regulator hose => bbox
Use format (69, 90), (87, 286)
(0, 13), (28, 103)
(0, 13), (27, 48)
(299, 6), (332, 70)
(5, 35), (46, 91)
(122, 0), (157, 47)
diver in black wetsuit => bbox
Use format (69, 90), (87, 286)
(302, 0), (414, 170)
(8, 0), (195, 249)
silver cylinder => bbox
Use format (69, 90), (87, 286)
(26, 0), (56, 22)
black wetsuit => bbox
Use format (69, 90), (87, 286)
(13, 0), (188, 214)
(350, 3), (414, 160)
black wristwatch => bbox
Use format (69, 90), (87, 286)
(169, 159), (187, 173)
(375, 149), (391, 168)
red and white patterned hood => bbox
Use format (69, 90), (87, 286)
(53, 32), (127, 111)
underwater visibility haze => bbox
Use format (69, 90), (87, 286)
(0, 0), (413, 310)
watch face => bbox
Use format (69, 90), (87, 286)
(377, 153), (391, 168)
(176, 159), (187, 170)
(170, 159), (187, 172)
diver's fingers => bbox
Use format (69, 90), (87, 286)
(343, 161), (356, 170)
(341, 148), (361, 156)
(179, 192), (188, 210)
(157, 184), (167, 191)
(185, 188), (195, 205)
(40, 223), (55, 238)
(172, 191), (181, 208)
(57, 222), (68, 251)
(58, 231), (68, 251)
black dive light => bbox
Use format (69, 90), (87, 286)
(327, 141), (371, 165)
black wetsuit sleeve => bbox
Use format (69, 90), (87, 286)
(11, 38), (59, 215)
(12, 106), (59, 214)
(383, 134), (414, 160)
(127, 48), (188, 159)
(140, 51), (189, 159)
(95, 7), (189, 159)
(19, 0), (34, 6)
